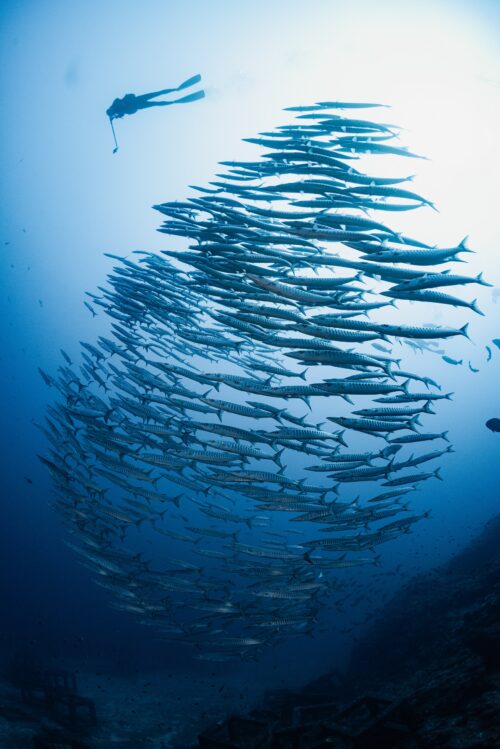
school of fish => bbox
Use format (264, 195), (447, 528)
(38, 100), (489, 661)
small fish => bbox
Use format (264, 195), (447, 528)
(486, 418), (500, 433)
(60, 349), (72, 365)
(38, 367), (54, 387)
(84, 301), (97, 317)
(442, 356), (462, 366)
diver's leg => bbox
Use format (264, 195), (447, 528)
(135, 88), (176, 103)
(136, 100), (173, 109)
(136, 76), (201, 102)
(136, 90), (205, 111)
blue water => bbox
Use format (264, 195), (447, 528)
(1, 1), (499, 740)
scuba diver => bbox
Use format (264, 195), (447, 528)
(107, 74), (204, 153)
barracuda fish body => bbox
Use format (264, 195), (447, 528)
(328, 415), (419, 433)
(383, 469), (441, 486)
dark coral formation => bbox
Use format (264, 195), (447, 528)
(195, 514), (500, 748)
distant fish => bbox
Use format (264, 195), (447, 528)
(486, 346), (492, 361)
(442, 356), (462, 366)
(486, 418), (500, 433)
(468, 362), (479, 373)
(60, 349), (72, 365)
(84, 301), (97, 317)
(371, 343), (391, 353)
(38, 367), (54, 387)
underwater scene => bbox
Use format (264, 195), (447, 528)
(1, 2), (499, 747)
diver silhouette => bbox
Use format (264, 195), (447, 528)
(107, 74), (204, 152)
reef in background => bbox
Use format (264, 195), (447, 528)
(196, 513), (500, 748)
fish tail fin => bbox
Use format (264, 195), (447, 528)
(299, 367), (309, 381)
(477, 272), (492, 287)
(303, 551), (314, 564)
(423, 400), (434, 414)
(470, 299), (485, 316)
(386, 457), (396, 474)
(173, 493), (182, 508)
(336, 430), (348, 447)
(409, 415), (420, 432)
(458, 235), (474, 253)
(273, 448), (285, 468)
(434, 468), (443, 481)
(441, 430), (450, 442)
(460, 323), (470, 339)
(445, 392), (454, 400)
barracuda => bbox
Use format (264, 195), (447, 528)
(39, 97), (482, 660)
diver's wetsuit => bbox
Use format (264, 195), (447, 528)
(106, 88), (182, 120)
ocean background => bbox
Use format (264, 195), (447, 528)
(1, 1), (499, 743)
